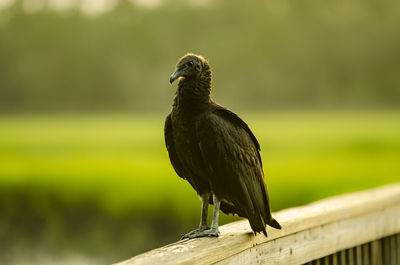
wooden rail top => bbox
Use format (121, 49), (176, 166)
(114, 183), (400, 265)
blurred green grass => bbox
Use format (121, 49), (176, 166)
(0, 111), (399, 217)
(0, 111), (399, 263)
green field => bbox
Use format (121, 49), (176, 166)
(0, 111), (399, 263)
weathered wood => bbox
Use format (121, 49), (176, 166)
(114, 183), (400, 265)
(348, 248), (354, 265)
(217, 208), (400, 264)
(390, 235), (396, 265)
(397, 234), (400, 264)
(341, 250), (347, 265)
(371, 240), (382, 265)
(363, 243), (370, 265)
(332, 252), (338, 265)
(356, 246), (362, 265)
(384, 236), (390, 264)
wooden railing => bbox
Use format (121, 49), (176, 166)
(114, 183), (400, 265)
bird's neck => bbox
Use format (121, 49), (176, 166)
(173, 68), (212, 114)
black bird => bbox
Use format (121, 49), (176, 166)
(165, 53), (281, 239)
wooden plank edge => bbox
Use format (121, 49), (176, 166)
(216, 205), (400, 265)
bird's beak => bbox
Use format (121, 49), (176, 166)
(169, 68), (181, 84)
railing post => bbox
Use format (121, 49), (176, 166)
(371, 240), (382, 265)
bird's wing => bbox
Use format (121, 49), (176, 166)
(213, 106), (262, 167)
(164, 114), (187, 180)
(195, 106), (280, 233)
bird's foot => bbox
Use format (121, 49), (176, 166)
(181, 226), (219, 239)
(181, 225), (209, 239)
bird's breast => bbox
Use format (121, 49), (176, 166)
(171, 118), (207, 172)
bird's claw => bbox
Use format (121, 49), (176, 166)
(181, 225), (209, 239)
(181, 227), (219, 239)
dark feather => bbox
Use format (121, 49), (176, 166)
(164, 114), (186, 180)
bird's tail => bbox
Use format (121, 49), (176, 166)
(268, 218), (281, 230)
(250, 213), (281, 237)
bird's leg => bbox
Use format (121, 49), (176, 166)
(181, 194), (220, 239)
(209, 194), (221, 236)
(181, 193), (210, 239)
(199, 193), (210, 230)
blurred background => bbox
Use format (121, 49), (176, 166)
(0, 0), (399, 264)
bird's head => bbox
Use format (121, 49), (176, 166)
(169, 53), (207, 84)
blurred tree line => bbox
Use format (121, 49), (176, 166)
(0, 0), (399, 113)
